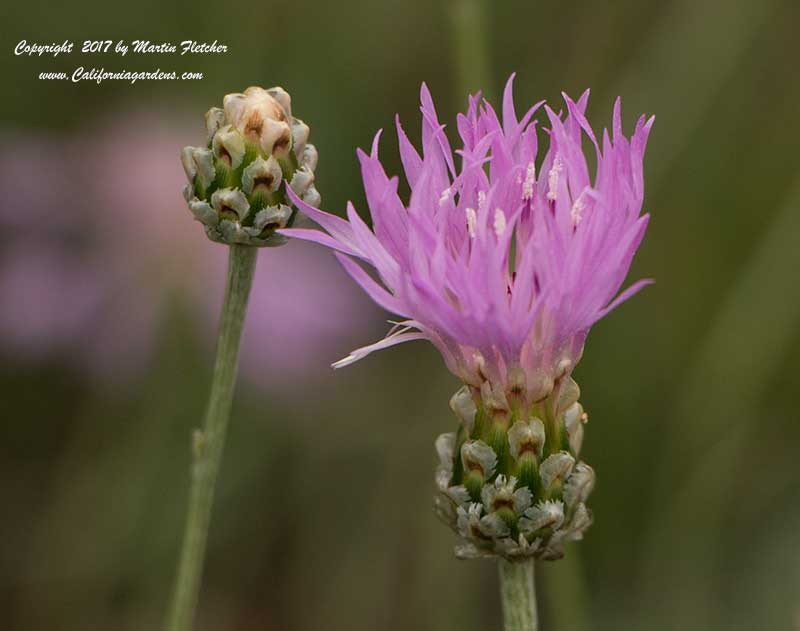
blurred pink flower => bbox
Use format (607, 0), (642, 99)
(0, 109), (381, 390)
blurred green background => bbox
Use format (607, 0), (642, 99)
(2, 0), (800, 629)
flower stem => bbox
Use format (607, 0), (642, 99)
(499, 559), (539, 631)
(166, 244), (258, 631)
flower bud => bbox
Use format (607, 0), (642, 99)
(181, 85), (320, 246)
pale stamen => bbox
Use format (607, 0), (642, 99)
(522, 161), (536, 200)
(465, 207), (477, 238)
(571, 193), (586, 227)
(494, 208), (507, 237)
(546, 155), (563, 201)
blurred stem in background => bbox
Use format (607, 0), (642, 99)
(166, 244), (258, 631)
(500, 559), (538, 631)
(448, 0), (493, 102)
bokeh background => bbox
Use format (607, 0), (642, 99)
(2, 0), (799, 629)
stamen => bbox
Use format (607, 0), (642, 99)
(465, 207), (477, 238)
(478, 190), (487, 212)
(546, 155), (563, 201)
(571, 193), (586, 226)
(493, 208), (507, 237)
(522, 161), (536, 200)
(439, 188), (451, 205)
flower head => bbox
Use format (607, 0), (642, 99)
(283, 75), (654, 405)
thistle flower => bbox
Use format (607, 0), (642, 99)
(182, 86), (320, 246)
(282, 75), (653, 560)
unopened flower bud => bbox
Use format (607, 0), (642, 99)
(181, 85), (320, 246)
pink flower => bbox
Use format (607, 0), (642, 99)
(283, 75), (654, 404)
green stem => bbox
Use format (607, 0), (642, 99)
(165, 244), (258, 631)
(499, 559), (539, 631)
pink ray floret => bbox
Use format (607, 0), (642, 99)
(281, 75), (654, 403)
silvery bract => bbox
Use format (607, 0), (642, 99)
(434, 377), (594, 561)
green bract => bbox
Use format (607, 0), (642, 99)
(181, 86), (320, 246)
(434, 378), (594, 561)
